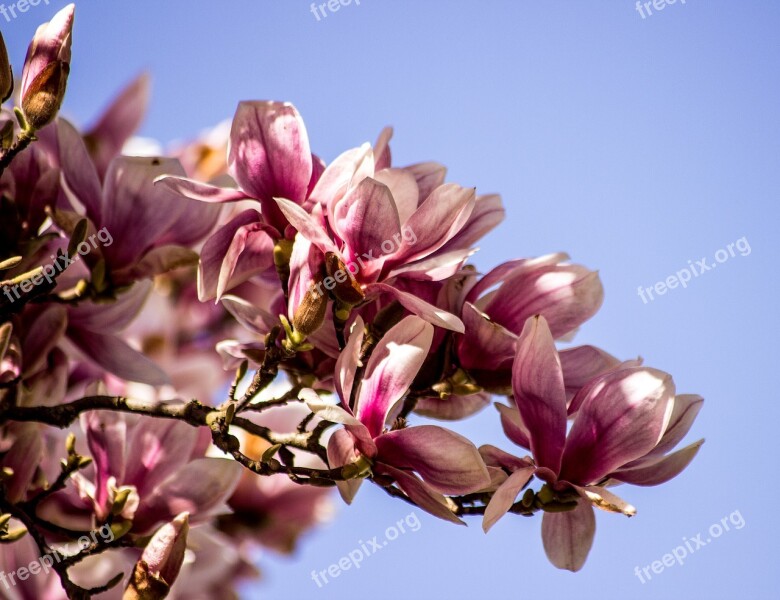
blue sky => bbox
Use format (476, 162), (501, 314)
(4, 1), (779, 598)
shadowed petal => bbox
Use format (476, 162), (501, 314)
(542, 499), (596, 572)
(413, 391), (492, 421)
(85, 73), (150, 179)
(2, 428), (43, 503)
(495, 403), (532, 450)
(611, 440), (704, 487)
(512, 316), (567, 474)
(326, 429), (365, 505)
(136, 458), (243, 533)
(335, 317), (365, 404)
(68, 328), (169, 386)
(560, 367), (675, 485)
(373, 463), (464, 525)
(375, 426), (490, 494)
(155, 175), (250, 203)
(366, 283), (464, 332)
(394, 184), (475, 264)
(649, 395), (704, 458)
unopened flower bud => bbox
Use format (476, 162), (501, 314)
(19, 4), (74, 130)
(325, 252), (365, 306)
(0, 32), (12, 103)
(124, 513), (189, 600)
(22, 60), (69, 130)
(292, 278), (328, 337)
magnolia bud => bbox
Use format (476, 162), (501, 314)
(124, 513), (189, 600)
(0, 32), (12, 103)
(21, 60), (69, 130)
(19, 4), (74, 130)
(292, 278), (328, 337)
(325, 252), (365, 306)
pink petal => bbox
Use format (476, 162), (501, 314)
(20, 4), (74, 98)
(483, 264), (604, 340)
(332, 177), (401, 266)
(482, 466), (534, 532)
(67, 328), (169, 386)
(275, 197), (338, 255)
(611, 439), (704, 487)
(559, 345), (622, 404)
(466, 254), (569, 305)
(83, 411), (127, 510)
(21, 304), (67, 376)
(393, 184), (475, 264)
(228, 101), (312, 205)
(356, 316), (433, 437)
(197, 209), (270, 301)
(512, 315), (567, 474)
(365, 283), (464, 332)
(373, 168), (419, 225)
(85, 73), (150, 179)
(375, 425), (490, 495)
(495, 402), (532, 450)
(2, 428), (44, 503)
(335, 316), (365, 405)
(155, 175), (251, 203)
(413, 391), (492, 420)
(373, 126), (393, 171)
(373, 463), (464, 525)
(312, 143), (374, 213)
(101, 157), (191, 268)
(217, 221), (276, 300)
(650, 394), (704, 458)
(124, 419), (199, 496)
(439, 193), (505, 253)
(560, 367), (675, 485)
(57, 118), (103, 223)
(478, 444), (533, 472)
(326, 429), (365, 504)
(136, 458), (243, 533)
(541, 499), (596, 572)
(457, 302), (517, 372)
(403, 162), (447, 203)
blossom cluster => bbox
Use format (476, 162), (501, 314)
(0, 5), (703, 598)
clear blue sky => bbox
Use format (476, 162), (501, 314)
(4, 1), (778, 598)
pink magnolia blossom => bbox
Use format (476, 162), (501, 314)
(481, 315), (704, 570)
(314, 316), (490, 523)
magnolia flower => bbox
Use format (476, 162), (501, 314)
(41, 413), (242, 536)
(311, 316), (489, 523)
(56, 118), (220, 287)
(482, 315), (704, 570)
(458, 254), (604, 386)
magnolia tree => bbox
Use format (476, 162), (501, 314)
(0, 5), (705, 599)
